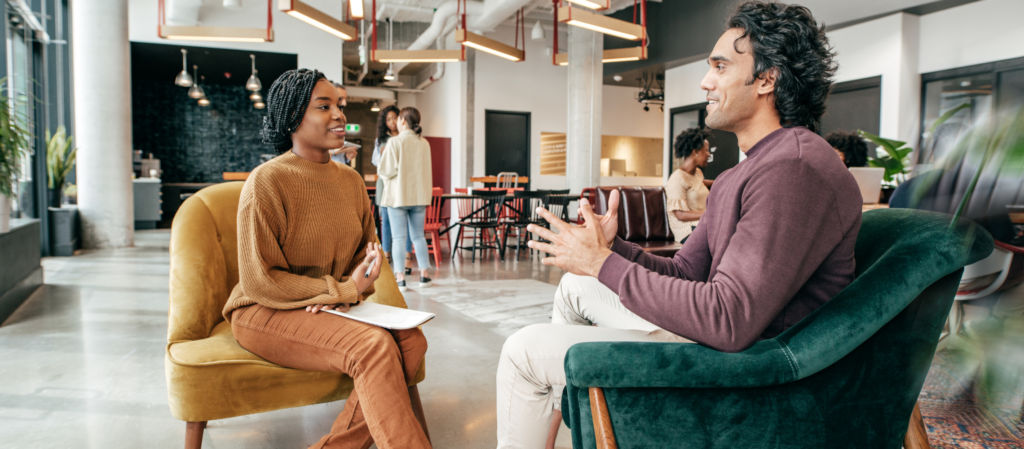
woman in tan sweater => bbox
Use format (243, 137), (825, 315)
(223, 69), (431, 449)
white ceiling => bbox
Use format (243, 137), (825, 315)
(795, 0), (939, 27)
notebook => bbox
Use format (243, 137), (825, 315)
(323, 302), (435, 330)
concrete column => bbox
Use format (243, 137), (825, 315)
(461, 49), (476, 186)
(72, 0), (134, 248)
(566, 27), (603, 192)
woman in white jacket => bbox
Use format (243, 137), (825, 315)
(378, 107), (433, 291)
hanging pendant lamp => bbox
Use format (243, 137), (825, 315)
(175, 49), (194, 87)
(249, 92), (263, 102)
(188, 66), (206, 99)
(370, 101), (381, 112)
(254, 101), (266, 109)
(246, 54), (262, 91)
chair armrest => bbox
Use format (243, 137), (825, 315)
(563, 339), (798, 390)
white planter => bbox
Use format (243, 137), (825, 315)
(0, 194), (9, 233)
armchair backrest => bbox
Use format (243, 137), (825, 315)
(778, 209), (993, 379)
(594, 187), (674, 242)
(169, 182), (404, 343)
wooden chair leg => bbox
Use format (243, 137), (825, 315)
(409, 385), (431, 444)
(185, 421), (206, 449)
(590, 387), (618, 449)
(904, 401), (931, 449)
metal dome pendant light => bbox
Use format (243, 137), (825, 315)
(197, 76), (210, 106)
(246, 54), (262, 91)
(188, 65), (205, 99)
(382, 20), (404, 87)
(175, 49), (194, 87)
(249, 92), (263, 102)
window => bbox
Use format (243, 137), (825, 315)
(919, 57), (1024, 165)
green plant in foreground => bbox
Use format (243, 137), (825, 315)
(46, 126), (77, 191)
(0, 78), (31, 198)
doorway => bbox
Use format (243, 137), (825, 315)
(484, 110), (530, 189)
(668, 105), (740, 180)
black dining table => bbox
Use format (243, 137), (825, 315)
(437, 193), (578, 236)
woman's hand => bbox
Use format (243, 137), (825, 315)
(353, 242), (383, 294)
(306, 303), (352, 314)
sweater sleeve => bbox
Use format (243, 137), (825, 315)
(597, 160), (842, 352)
(378, 139), (399, 180)
(236, 180), (361, 309)
(602, 218), (712, 281)
(343, 176), (377, 301)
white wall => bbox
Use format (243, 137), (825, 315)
(829, 12), (920, 144)
(129, 0), (347, 83)
(919, 0), (1024, 74)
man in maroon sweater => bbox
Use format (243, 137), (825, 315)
(495, 3), (862, 448)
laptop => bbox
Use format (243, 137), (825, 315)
(849, 167), (885, 204)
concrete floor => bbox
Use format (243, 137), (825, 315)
(0, 230), (574, 448)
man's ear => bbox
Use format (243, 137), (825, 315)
(756, 67), (779, 96)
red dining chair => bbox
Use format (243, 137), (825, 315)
(424, 187), (445, 267)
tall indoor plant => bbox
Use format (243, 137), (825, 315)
(46, 126), (76, 208)
(0, 78), (31, 233)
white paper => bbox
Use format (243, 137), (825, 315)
(323, 302), (435, 330)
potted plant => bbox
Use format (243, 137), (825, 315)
(46, 126), (76, 208)
(0, 78), (31, 233)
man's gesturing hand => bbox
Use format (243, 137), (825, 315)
(527, 199), (613, 278)
(584, 190), (620, 248)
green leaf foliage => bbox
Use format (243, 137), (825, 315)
(46, 126), (77, 190)
(0, 78), (32, 198)
(859, 130), (913, 185)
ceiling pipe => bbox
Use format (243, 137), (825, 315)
(415, 32), (451, 90)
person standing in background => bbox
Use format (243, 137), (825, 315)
(666, 127), (712, 242)
(825, 130), (869, 168)
(373, 105), (412, 273)
(329, 82), (359, 167)
(378, 107), (434, 292)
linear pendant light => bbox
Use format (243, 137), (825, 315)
(554, 46), (647, 66)
(279, 0), (357, 41)
(566, 0), (609, 11)
(456, 30), (523, 62)
(557, 6), (644, 41)
(350, 0), (364, 20)
(160, 26), (273, 42)
(374, 50), (463, 63)
(158, 0), (274, 42)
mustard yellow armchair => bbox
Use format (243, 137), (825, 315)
(166, 182), (426, 449)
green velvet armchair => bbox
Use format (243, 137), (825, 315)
(561, 208), (994, 449)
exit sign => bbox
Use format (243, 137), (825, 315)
(345, 124), (360, 132)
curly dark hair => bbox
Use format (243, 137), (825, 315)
(727, 2), (837, 133)
(376, 104), (401, 146)
(261, 68), (326, 153)
(674, 127), (710, 159)
(825, 130), (869, 167)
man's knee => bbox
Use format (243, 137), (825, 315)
(500, 324), (551, 365)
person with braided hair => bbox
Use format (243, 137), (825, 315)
(666, 127), (712, 242)
(223, 69), (431, 449)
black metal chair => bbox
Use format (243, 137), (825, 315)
(503, 190), (549, 260)
(456, 189), (508, 262)
(540, 189), (571, 223)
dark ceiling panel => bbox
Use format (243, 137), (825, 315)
(130, 42), (298, 89)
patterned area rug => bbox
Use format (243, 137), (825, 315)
(920, 346), (1024, 448)
(421, 278), (558, 330)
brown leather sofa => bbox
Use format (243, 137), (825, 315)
(593, 186), (683, 257)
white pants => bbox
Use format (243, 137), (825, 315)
(495, 273), (693, 449)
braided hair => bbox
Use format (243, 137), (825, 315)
(261, 68), (326, 153)
(376, 104), (400, 146)
(674, 127), (710, 159)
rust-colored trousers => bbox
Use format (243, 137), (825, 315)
(231, 304), (430, 449)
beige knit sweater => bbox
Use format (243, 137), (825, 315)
(378, 129), (433, 208)
(222, 151), (376, 321)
